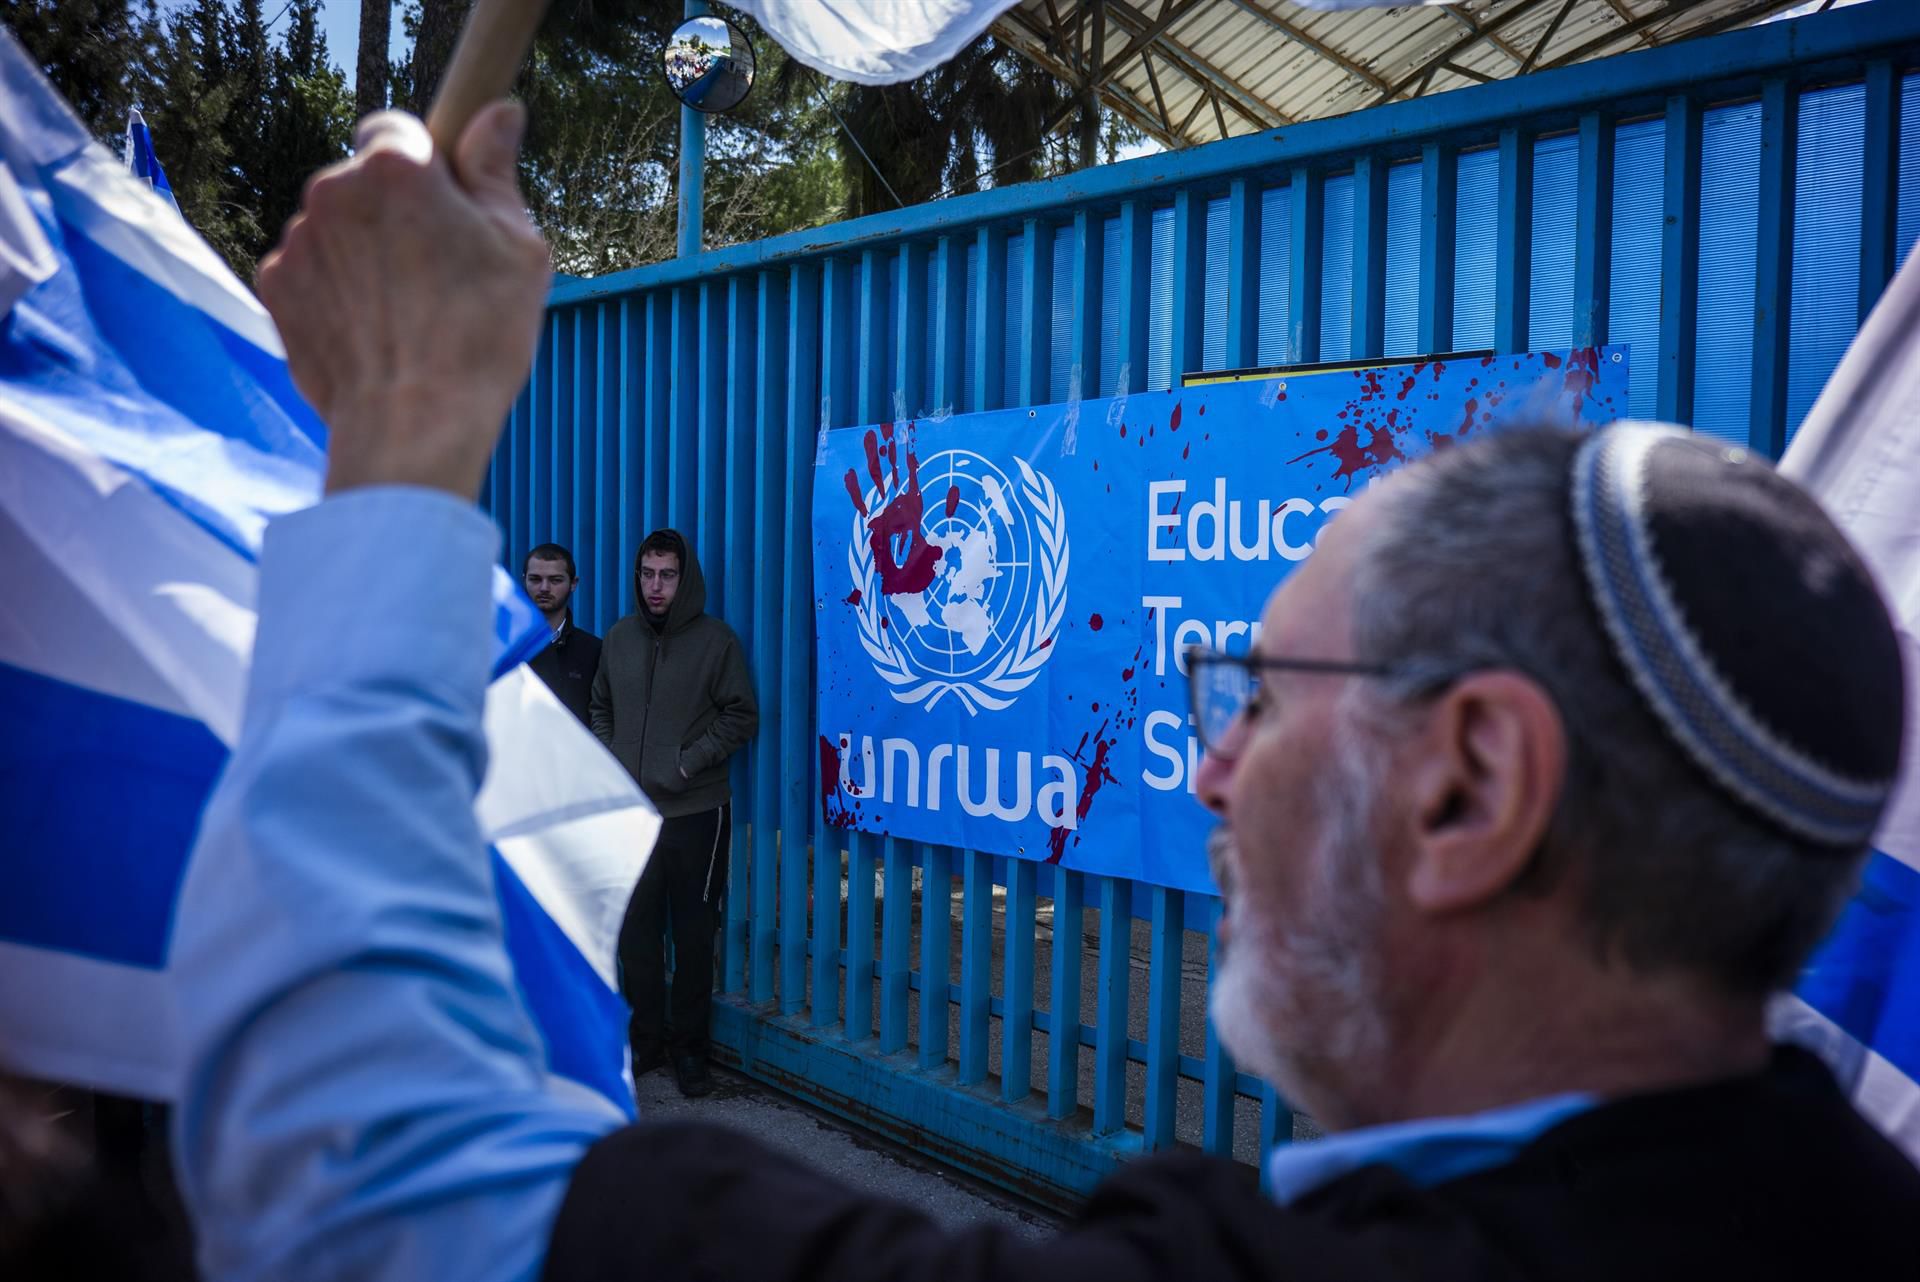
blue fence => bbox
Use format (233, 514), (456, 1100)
(488, 5), (1920, 1211)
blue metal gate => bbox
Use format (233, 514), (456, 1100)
(486, 5), (1920, 1212)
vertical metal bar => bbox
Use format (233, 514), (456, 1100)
(1257, 1080), (1291, 1195)
(569, 308), (594, 624)
(1047, 868), (1085, 1119)
(551, 312), (574, 559)
(958, 850), (993, 1084)
(1861, 61), (1899, 325)
(1170, 188), (1208, 384)
(668, 288), (699, 534)
(1658, 95), (1702, 425)
(934, 235), (968, 415)
(812, 256), (858, 1031)
(1225, 178), (1263, 368)
(972, 227), (1008, 414)
(722, 276), (757, 993)
(1069, 208), (1104, 407)
(1143, 885), (1183, 1149)
(844, 830), (874, 1040)
(880, 837), (913, 1053)
(527, 316), (550, 557)
(1020, 219), (1053, 405)
(677, 0), (706, 257)
(1116, 199), (1152, 393)
(919, 845), (954, 1069)
(810, 794), (840, 1028)
(593, 304), (621, 634)
(1201, 899), (1236, 1154)
(1002, 857), (1037, 1102)
(893, 242), (929, 422)
(617, 298), (643, 621)
(778, 262), (820, 1016)
(749, 270), (787, 1006)
(642, 292), (670, 536)
(696, 281), (727, 616)
(1092, 874), (1132, 1135)
(1751, 78), (1797, 460)
(1574, 112), (1616, 348)
(1289, 167), (1325, 365)
(1418, 143), (1457, 357)
(1351, 156), (1389, 359)
(1495, 126), (1534, 355)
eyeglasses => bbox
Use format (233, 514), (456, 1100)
(1185, 645), (1392, 756)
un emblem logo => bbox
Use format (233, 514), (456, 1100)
(848, 448), (1068, 715)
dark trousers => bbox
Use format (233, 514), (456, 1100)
(618, 803), (730, 1061)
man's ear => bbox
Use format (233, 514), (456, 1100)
(1399, 672), (1565, 915)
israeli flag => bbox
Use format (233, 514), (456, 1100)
(0, 28), (655, 1115)
(1777, 244), (1920, 1159)
(123, 107), (177, 211)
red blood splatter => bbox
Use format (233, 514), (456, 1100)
(1091, 702), (1101, 712)
(1182, 444), (1190, 460)
(1431, 360), (1447, 379)
(1397, 376), (1417, 400)
(880, 616), (890, 629)
(863, 430), (885, 488)
(818, 736), (856, 827)
(1360, 370), (1384, 399)
(1542, 351), (1563, 369)
(1288, 423), (1407, 491)
(945, 484), (960, 518)
(1089, 613), (1104, 631)
(1563, 346), (1602, 406)
(845, 588), (862, 606)
(1315, 429), (1329, 441)
(1386, 408), (1400, 429)
(1412, 361), (1428, 377)
(1120, 424), (1128, 438)
(843, 469), (868, 516)
(1170, 403), (1183, 431)
(1198, 405), (1206, 416)
(1481, 354), (1497, 367)
(1459, 397), (1479, 437)
(1038, 637), (1052, 648)
(867, 453), (944, 594)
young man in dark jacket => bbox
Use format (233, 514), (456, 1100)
(522, 542), (600, 727)
(590, 529), (757, 1097)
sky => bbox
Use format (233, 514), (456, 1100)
(159, 0), (401, 91)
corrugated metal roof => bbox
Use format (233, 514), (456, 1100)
(992, 0), (1833, 150)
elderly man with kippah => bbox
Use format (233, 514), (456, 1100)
(166, 100), (1920, 1282)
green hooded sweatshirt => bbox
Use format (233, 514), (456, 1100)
(589, 531), (758, 817)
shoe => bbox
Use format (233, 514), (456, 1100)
(632, 1045), (667, 1078)
(672, 1053), (713, 1098)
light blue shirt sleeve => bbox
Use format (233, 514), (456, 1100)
(169, 486), (622, 1282)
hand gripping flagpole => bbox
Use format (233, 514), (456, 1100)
(426, 0), (555, 157)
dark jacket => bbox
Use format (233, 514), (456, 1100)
(527, 614), (600, 728)
(589, 531), (757, 818)
(543, 1046), (1920, 1281)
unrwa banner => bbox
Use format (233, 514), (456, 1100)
(813, 348), (1630, 894)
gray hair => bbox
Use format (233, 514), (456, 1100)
(1344, 427), (1862, 997)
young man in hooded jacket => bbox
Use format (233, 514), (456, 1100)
(590, 529), (757, 1097)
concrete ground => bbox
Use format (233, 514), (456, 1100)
(636, 1060), (1063, 1238)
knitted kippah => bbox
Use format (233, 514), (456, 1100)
(1568, 425), (1903, 849)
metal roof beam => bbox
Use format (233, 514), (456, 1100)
(1652, 0), (1819, 44)
(1519, 0), (1581, 76)
(1041, 0), (1212, 136)
(1377, 0), (1563, 106)
(995, 13), (1186, 149)
(1440, 7), (1534, 70)
(1141, 48), (1172, 134)
(1218, 0), (1396, 98)
(1538, 0), (1724, 72)
(1102, 0), (1288, 129)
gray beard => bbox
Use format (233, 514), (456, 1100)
(1208, 717), (1390, 1118)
